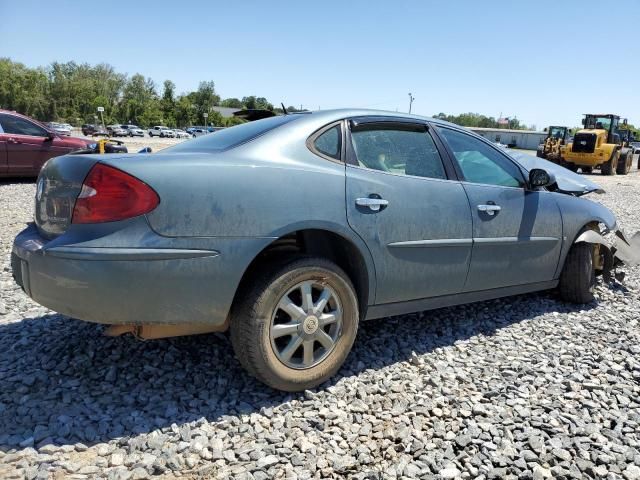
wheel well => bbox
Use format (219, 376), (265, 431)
(232, 229), (370, 319)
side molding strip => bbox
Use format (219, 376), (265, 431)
(388, 237), (559, 248)
(44, 247), (220, 261)
(388, 238), (472, 248)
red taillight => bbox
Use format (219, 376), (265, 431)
(72, 164), (159, 224)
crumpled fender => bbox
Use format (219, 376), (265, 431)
(575, 228), (640, 281)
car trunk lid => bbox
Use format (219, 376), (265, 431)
(34, 154), (122, 239)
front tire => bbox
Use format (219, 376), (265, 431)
(230, 257), (359, 391)
(601, 152), (618, 176)
(558, 243), (595, 303)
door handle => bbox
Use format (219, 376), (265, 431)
(356, 197), (389, 212)
(7, 137), (19, 144)
(477, 204), (501, 216)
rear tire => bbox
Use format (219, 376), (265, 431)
(581, 166), (593, 174)
(601, 152), (618, 176)
(558, 243), (595, 304)
(230, 257), (359, 392)
(616, 152), (631, 175)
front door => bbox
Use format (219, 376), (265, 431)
(345, 119), (473, 305)
(435, 126), (562, 291)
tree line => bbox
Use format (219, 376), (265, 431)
(432, 112), (534, 131)
(0, 58), (302, 128)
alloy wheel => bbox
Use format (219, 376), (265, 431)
(269, 280), (343, 369)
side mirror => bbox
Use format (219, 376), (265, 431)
(44, 131), (56, 141)
(581, 118), (585, 125)
(529, 168), (555, 188)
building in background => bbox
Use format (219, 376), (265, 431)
(468, 127), (547, 150)
(211, 107), (241, 118)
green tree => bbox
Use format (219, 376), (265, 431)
(161, 80), (176, 126)
(220, 97), (243, 108)
(242, 95), (274, 111)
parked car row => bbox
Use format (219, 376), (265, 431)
(86, 124), (196, 139)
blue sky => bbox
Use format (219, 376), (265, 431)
(2, 0), (639, 129)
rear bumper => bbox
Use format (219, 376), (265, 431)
(12, 222), (269, 326)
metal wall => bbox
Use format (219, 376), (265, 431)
(469, 128), (546, 150)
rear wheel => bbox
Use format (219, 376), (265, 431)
(616, 152), (631, 175)
(558, 243), (595, 303)
(601, 152), (618, 176)
(230, 257), (359, 391)
(581, 166), (593, 174)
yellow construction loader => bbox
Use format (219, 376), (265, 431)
(561, 114), (634, 175)
(536, 126), (570, 162)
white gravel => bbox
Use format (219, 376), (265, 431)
(0, 167), (639, 480)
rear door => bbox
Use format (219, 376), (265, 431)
(344, 117), (473, 304)
(0, 113), (56, 176)
(435, 126), (562, 291)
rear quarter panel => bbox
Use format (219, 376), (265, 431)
(104, 143), (348, 239)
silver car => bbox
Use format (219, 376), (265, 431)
(12, 109), (639, 391)
(121, 125), (145, 137)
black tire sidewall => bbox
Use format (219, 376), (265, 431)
(233, 259), (359, 391)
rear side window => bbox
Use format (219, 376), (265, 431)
(311, 124), (341, 160)
(437, 127), (524, 187)
(167, 114), (301, 152)
(350, 123), (447, 180)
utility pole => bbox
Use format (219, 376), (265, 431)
(408, 93), (414, 114)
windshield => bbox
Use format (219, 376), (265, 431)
(584, 115), (616, 131)
(549, 127), (565, 139)
(167, 115), (301, 152)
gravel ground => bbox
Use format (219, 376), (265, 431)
(0, 167), (639, 480)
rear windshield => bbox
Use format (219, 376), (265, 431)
(167, 115), (301, 152)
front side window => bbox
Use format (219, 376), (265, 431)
(437, 127), (524, 188)
(350, 123), (446, 180)
(0, 114), (48, 137)
(312, 124), (341, 160)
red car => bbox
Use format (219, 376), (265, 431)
(0, 110), (92, 178)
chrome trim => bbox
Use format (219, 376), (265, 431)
(388, 238), (473, 248)
(474, 236), (559, 246)
(43, 247), (220, 261)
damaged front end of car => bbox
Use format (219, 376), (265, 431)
(576, 227), (640, 283)
(511, 151), (640, 281)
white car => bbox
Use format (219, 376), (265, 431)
(148, 126), (175, 138)
(47, 122), (72, 136)
(121, 125), (145, 137)
(173, 129), (191, 139)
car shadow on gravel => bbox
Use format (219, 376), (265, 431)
(0, 290), (596, 450)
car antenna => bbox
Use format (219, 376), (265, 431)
(281, 103), (288, 115)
